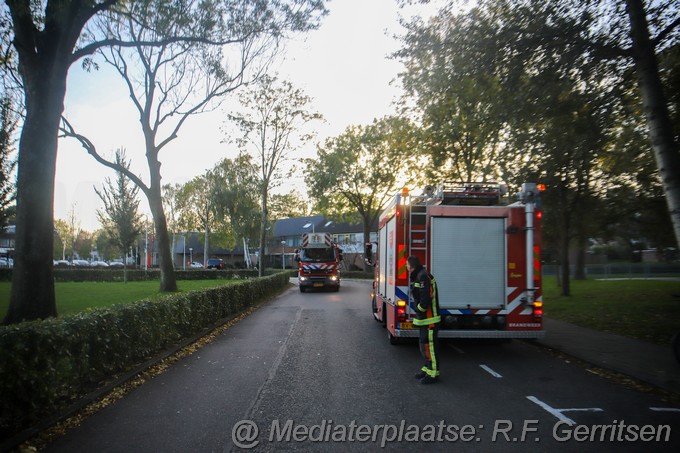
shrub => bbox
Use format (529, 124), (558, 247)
(0, 271), (289, 439)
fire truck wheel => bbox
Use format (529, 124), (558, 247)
(299, 286), (306, 293)
(388, 331), (401, 345)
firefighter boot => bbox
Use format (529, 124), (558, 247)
(419, 375), (438, 385)
(414, 370), (427, 379)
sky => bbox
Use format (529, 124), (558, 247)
(55, 0), (443, 231)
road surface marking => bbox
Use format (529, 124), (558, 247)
(480, 364), (502, 378)
(526, 396), (603, 426)
(650, 407), (680, 412)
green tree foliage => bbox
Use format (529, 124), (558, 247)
(305, 116), (420, 270)
(74, 230), (94, 262)
(396, 12), (509, 183)
(175, 173), (218, 264)
(229, 75), (322, 275)
(269, 190), (310, 220)
(95, 149), (144, 282)
(210, 153), (261, 250)
(53, 219), (69, 261)
(395, 0), (679, 293)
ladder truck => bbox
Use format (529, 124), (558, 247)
(370, 182), (545, 344)
(296, 232), (342, 292)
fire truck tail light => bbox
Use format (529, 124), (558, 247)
(536, 211), (542, 219)
(397, 300), (407, 316)
(532, 302), (543, 318)
(537, 183), (546, 192)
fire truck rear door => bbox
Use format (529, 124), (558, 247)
(430, 217), (506, 310)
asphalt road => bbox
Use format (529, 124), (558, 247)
(43, 280), (680, 452)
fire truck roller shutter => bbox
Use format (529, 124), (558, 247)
(430, 217), (506, 310)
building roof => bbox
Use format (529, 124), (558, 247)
(273, 215), (325, 237)
(273, 215), (377, 237)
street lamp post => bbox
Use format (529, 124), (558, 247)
(189, 247), (193, 266)
(183, 235), (186, 270)
(281, 241), (286, 269)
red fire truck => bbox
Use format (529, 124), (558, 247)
(371, 182), (545, 343)
(297, 232), (342, 292)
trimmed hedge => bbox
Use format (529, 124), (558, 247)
(0, 268), (263, 283)
(0, 271), (289, 439)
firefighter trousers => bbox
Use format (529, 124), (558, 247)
(419, 325), (440, 378)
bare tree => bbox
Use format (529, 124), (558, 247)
(1, 0), (327, 324)
(228, 75), (322, 276)
(60, 1), (328, 291)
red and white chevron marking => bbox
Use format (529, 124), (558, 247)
(302, 263), (335, 271)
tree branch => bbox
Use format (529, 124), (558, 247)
(71, 34), (253, 64)
(59, 117), (151, 197)
(652, 16), (680, 48)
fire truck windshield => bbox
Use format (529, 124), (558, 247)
(300, 248), (335, 262)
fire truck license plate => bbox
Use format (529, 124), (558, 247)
(313, 283), (324, 287)
(399, 322), (414, 330)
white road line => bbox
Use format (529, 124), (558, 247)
(526, 396), (603, 426)
(650, 407), (680, 412)
(480, 364), (502, 378)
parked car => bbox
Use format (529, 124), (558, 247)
(108, 261), (124, 268)
(90, 261), (109, 268)
(188, 261), (203, 269)
(53, 259), (71, 267)
(206, 258), (224, 269)
(72, 259), (90, 267)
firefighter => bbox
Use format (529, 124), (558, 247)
(407, 255), (441, 384)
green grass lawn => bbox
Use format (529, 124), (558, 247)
(0, 279), (237, 318)
(543, 278), (680, 347)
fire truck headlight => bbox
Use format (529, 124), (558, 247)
(329, 276), (338, 281)
(299, 276), (308, 282)
(497, 316), (506, 326)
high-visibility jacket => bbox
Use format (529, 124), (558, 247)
(410, 266), (441, 327)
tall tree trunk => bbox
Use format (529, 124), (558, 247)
(574, 236), (587, 280)
(258, 189), (268, 277)
(559, 222), (571, 297)
(626, 0), (680, 249)
(3, 58), (69, 323)
(147, 155), (177, 292)
(363, 216), (373, 272)
(204, 225), (209, 267)
(171, 233), (176, 268)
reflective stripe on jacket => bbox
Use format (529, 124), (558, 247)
(411, 267), (440, 326)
